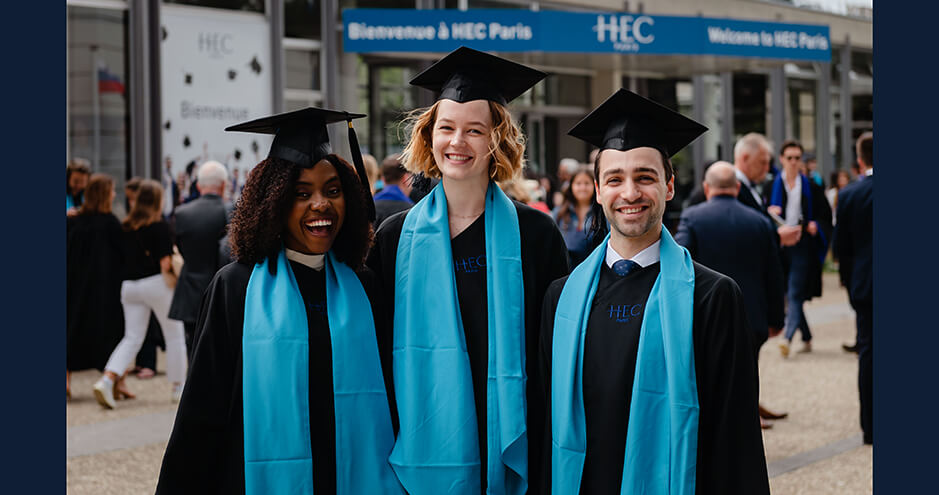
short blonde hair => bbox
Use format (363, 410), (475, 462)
(399, 100), (526, 183)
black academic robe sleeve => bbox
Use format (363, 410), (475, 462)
(156, 261), (397, 495)
(156, 262), (250, 495)
(538, 276), (568, 493)
(538, 265), (769, 495)
(517, 205), (570, 495)
(358, 265), (399, 434)
(366, 202), (569, 495)
(691, 265), (770, 495)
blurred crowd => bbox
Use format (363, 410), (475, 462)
(66, 130), (871, 436)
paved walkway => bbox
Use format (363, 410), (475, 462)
(66, 271), (871, 494)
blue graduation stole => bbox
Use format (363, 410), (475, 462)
(242, 249), (403, 494)
(770, 173), (829, 263)
(551, 227), (699, 495)
(389, 181), (528, 495)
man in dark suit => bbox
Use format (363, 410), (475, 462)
(767, 140), (833, 357)
(832, 131), (873, 445)
(168, 160), (232, 360)
(676, 162), (787, 428)
(373, 153), (413, 228)
(732, 133), (803, 248)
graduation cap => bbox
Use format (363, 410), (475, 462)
(226, 107), (375, 222)
(409, 46), (546, 105)
(568, 88), (708, 158)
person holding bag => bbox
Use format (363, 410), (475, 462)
(93, 179), (187, 408)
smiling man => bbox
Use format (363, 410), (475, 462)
(539, 89), (770, 494)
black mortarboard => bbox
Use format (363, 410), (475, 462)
(567, 88), (708, 158)
(409, 46), (546, 105)
(226, 106), (375, 221)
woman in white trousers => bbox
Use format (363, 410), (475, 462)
(94, 179), (186, 409)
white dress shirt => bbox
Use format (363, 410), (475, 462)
(781, 172), (803, 226)
(286, 249), (325, 271)
(735, 168), (764, 207)
(605, 239), (661, 269)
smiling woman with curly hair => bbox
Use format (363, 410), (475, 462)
(228, 153), (374, 271)
(157, 108), (403, 495)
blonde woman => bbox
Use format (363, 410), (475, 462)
(366, 47), (569, 495)
(93, 179), (187, 408)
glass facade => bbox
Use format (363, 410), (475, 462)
(286, 48), (322, 91)
(357, 63), (422, 160)
(63, 0), (872, 215)
(163, 0), (264, 12)
(67, 4), (129, 210)
(285, 0), (322, 39)
(788, 78), (817, 152)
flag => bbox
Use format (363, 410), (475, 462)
(98, 67), (125, 94)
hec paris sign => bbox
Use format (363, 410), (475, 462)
(343, 9), (830, 62)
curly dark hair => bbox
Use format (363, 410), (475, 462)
(229, 154), (374, 272)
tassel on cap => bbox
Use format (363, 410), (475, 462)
(346, 115), (376, 223)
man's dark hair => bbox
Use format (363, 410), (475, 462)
(779, 139), (803, 156)
(380, 153), (407, 184)
(594, 148), (673, 185)
(856, 131), (873, 167)
(67, 158), (91, 185)
(229, 154), (374, 272)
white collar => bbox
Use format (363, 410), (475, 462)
(605, 239), (661, 269)
(865, 168), (873, 177)
(285, 248), (325, 271)
(734, 167), (753, 187)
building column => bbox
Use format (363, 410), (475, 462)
(692, 75), (707, 185)
(129, 0), (154, 179)
(270, 0), (285, 114)
(368, 66), (383, 159)
(148, 0), (162, 178)
(321, 0), (339, 109)
(840, 37), (853, 170)
(816, 61), (831, 179)
(769, 65), (786, 155)
(720, 71), (734, 162)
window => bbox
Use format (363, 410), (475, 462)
(285, 0), (321, 40)
(543, 74), (590, 107)
(163, 0), (264, 12)
(68, 4), (130, 205)
(285, 47), (322, 91)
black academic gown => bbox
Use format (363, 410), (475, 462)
(539, 261), (770, 495)
(155, 260), (396, 495)
(66, 212), (125, 372)
(367, 201), (570, 494)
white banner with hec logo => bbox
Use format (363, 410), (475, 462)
(161, 5), (273, 185)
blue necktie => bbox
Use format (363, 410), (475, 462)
(612, 259), (640, 277)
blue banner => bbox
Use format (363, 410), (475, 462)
(343, 9), (830, 62)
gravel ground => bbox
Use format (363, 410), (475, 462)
(67, 364), (178, 428)
(66, 272), (871, 493)
(67, 441), (168, 495)
(769, 445), (873, 494)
